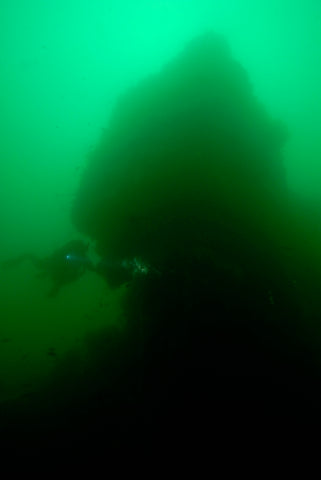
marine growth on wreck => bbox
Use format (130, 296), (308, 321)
(71, 32), (319, 386)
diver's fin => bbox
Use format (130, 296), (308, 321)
(1, 254), (43, 270)
(48, 283), (60, 298)
(1, 254), (30, 269)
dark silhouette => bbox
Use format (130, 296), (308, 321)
(1, 239), (94, 297)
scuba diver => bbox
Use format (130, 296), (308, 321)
(1, 239), (95, 297)
(95, 256), (160, 289)
(1, 238), (161, 296)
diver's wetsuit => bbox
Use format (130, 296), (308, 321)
(1, 240), (94, 297)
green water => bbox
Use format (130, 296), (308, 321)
(1, 0), (321, 447)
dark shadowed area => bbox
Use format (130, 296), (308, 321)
(2, 32), (321, 453)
